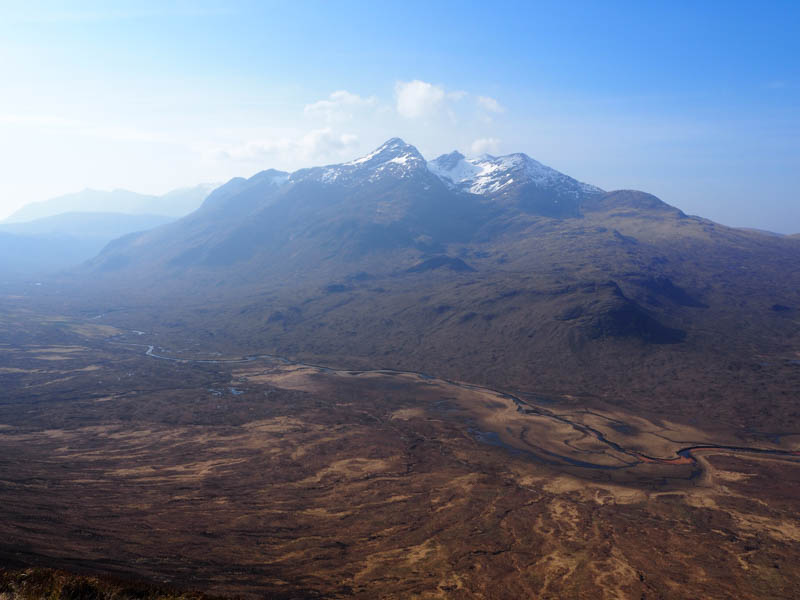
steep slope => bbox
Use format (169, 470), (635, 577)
(87, 139), (610, 282)
(88, 139), (497, 282)
(62, 139), (800, 432)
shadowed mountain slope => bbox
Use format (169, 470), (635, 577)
(58, 139), (800, 430)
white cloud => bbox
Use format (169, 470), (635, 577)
(209, 128), (359, 165)
(300, 128), (358, 157)
(395, 80), (447, 119)
(304, 90), (378, 122)
(477, 96), (505, 114)
(471, 137), (501, 155)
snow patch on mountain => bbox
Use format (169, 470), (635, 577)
(279, 138), (602, 199)
(345, 146), (383, 166)
(427, 151), (481, 187)
(294, 138), (429, 186)
(427, 150), (603, 198)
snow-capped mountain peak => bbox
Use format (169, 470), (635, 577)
(284, 139), (601, 206)
(292, 138), (429, 186)
(342, 138), (427, 176)
(427, 150), (603, 199)
(345, 138), (422, 166)
(427, 150), (465, 172)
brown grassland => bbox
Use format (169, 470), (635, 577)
(2, 301), (800, 599)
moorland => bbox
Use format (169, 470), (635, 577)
(2, 139), (800, 598)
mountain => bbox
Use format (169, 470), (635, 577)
(69, 138), (800, 432)
(0, 212), (174, 240)
(87, 139), (602, 279)
(736, 227), (786, 238)
(428, 149), (603, 217)
(0, 212), (175, 276)
(4, 184), (216, 223)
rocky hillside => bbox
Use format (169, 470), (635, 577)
(58, 139), (800, 430)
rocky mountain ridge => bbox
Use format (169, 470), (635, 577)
(53, 138), (800, 431)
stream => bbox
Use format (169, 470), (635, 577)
(111, 338), (800, 473)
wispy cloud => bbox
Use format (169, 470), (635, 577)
(394, 80), (502, 126)
(207, 128), (359, 165)
(477, 96), (505, 114)
(304, 90), (378, 122)
(395, 80), (447, 119)
(394, 80), (466, 119)
(204, 81), (509, 170)
(471, 137), (501, 155)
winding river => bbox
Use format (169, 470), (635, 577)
(111, 338), (800, 474)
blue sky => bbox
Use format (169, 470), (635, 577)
(1, 0), (798, 231)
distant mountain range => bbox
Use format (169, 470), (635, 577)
(3, 184), (216, 223)
(0, 212), (175, 240)
(0, 184), (216, 276)
(0, 213), (176, 277)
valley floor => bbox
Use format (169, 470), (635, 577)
(2, 301), (800, 599)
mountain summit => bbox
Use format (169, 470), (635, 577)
(88, 138), (611, 278)
(428, 149), (603, 217)
(289, 138), (430, 186)
(344, 137), (426, 171)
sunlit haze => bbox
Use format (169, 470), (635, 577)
(1, 0), (798, 231)
(4, 3), (800, 596)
